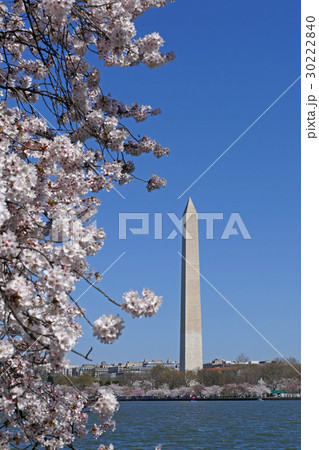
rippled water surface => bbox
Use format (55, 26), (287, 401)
(76, 400), (300, 449)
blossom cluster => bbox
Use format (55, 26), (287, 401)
(0, 0), (172, 191)
(93, 314), (125, 344)
(0, 340), (15, 361)
(91, 389), (119, 419)
(98, 445), (114, 450)
(122, 288), (163, 318)
(0, 358), (91, 448)
(147, 174), (167, 192)
(91, 420), (116, 439)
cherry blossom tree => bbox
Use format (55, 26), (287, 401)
(0, 0), (174, 448)
(131, 387), (145, 397)
(201, 385), (223, 398)
(277, 378), (301, 394)
(189, 383), (205, 397)
(222, 383), (243, 396)
(108, 383), (126, 398)
(237, 382), (254, 396)
(246, 378), (270, 397)
(170, 386), (193, 399)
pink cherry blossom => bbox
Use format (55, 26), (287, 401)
(0, 0), (171, 447)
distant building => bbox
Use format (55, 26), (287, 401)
(95, 361), (109, 379)
(79, 364), (96, 375)
(107, 364), (121, 377)
(60, 358), (181, 379)
(142, 359), (179, 371)
(122, 361), (143, 373)
(203, 359), (225, 369)
(63, 365), (80, 377)
(60, 357), (272, 379)
(203, 359), (270, 368)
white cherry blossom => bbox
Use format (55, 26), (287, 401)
(0, 0), (171, 447)
(93, 314), (125, 344)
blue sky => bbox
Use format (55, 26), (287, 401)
(71, 0), (301, 365)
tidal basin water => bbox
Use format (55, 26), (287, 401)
(77, 400), (300, 449)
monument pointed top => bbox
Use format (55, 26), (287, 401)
(183, 197), (196, 215)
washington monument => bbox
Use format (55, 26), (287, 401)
(180, 197), (203, 372)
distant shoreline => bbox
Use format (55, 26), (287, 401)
(119, 397), (300, 402)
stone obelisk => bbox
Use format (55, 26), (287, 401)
(180, 197), (203, 372)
